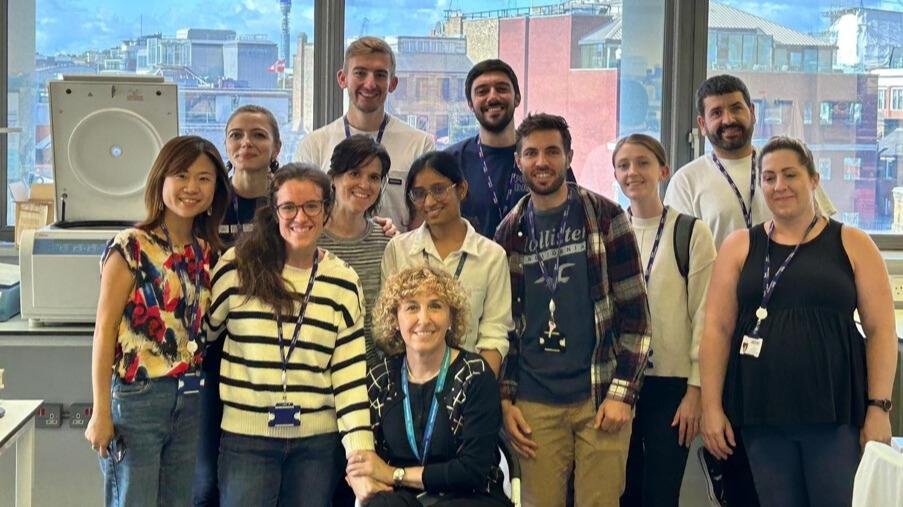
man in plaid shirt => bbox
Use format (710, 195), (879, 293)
(494, 113), (651, 507)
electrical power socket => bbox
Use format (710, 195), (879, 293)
(891, 275), (903, 304)
(36, 402), (63, 428)
(68, 403), (93, 428)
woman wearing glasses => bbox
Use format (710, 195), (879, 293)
(206, 164), (376, 506)
(382, 151), (513, 375)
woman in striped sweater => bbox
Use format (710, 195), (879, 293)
(206, 164), (377, 506)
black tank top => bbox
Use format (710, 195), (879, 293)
(724, 218), (867, 427)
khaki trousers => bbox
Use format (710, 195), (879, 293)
(517, 397), (632, 507)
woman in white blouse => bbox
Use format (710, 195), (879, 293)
(382, 151), (513, 375)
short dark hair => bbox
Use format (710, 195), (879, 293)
(515, 113), (572, 154)
(757, 136), (817, 178)
(403, 151), (464, 228)
(328, 135), (391, 217)
(696, 74), (752, 118)
(464, 59), (521, 104)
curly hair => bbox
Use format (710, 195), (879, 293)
(372, 266), (470, 356)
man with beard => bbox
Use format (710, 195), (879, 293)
(446, 60), (574, 238)
(296, 36), (434, 229)
(494, 113), (651, 507)
(664, 74), (833, 249)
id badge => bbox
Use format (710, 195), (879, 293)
(740, 335), (763, 358)
(178, 371), (205, 395)
(539, 328), (567, 353)
(268, 402), (301, 427)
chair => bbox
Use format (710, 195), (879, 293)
(497, 434), (522, 507)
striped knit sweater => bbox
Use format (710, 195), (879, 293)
(206, 247), (374, 454)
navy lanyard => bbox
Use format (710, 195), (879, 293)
(525, 188), (572, 296)
(628, 206), (668, 285)
(751, 215), (819, 336)
(274, 249), (320, 400)
(160, 225), (204, 352)
(344, 114), (389, 144)
(422, 250), (468, 280)
(401, 346), (452, 465)
(712, 151), (757, 228)
(476, 135), (518, 220)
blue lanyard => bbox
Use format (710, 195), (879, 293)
(274, 249), (320, 400)
(525, 187), (572, 295)
(628, 206), (668, 285)
(159, 225), (204, 352)
(401, 346), (452, 465)
(751, 215), (819, 336)
(476, 135), (518, 220)
(344, 114), (389, 144)
(712, 152), (757, 228)
(421, 250), (468, 280)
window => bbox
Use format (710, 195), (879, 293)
(892, 88), (903, 111)
(843, 157), (861, 181)
(818, 158), (832, 181)
(820, 101), (833, 125)
(877, 88), (886, 111)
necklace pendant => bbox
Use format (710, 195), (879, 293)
(755, 307), (768, 320)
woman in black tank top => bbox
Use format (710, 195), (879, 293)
(698, 137), (896, 507)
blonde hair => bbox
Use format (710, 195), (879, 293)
(344, 36), (396, 76)
(372, 266), (469, 356)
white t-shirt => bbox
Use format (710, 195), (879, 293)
(295, 114), (435, 228)
(630, 210), (715, 385)
(664, 153), (836, 249)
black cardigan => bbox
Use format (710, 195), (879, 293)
(367, 349), (502, 494)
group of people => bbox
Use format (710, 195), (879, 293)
(82, 34), (896, 507)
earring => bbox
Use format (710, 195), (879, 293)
(206, 207), (213, 216)
(158, 201), (164, 211)
(226, 161), (234, 175)
(270, 159), (279, 173)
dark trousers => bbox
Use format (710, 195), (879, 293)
(700, 435), (759, 507)
(192, 340), (224, 506)
(621, 377), (690, 507)
(743, 424), (860, 507)
(367, 489), (510, 507)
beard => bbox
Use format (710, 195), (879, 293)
(476, 103), (515, 134)
(524, 169), (567, 196)
(707, 122), (754, 152)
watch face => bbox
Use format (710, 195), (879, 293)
(870, 399), (893, 411)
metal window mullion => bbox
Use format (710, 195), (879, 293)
(1, 0), (9, 238)
(314, 0), (344, 130)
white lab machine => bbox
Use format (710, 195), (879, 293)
(19, 75), (178, 325)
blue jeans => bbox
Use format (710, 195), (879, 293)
(100, 376), (200, 507)
(218, 431), (341, 507)
(193, 341), (224, 506)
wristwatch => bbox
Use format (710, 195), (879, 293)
(867, 399), (893, 412)
(393, 467), (406, 487)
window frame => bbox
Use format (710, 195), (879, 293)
(1, 0), (10, 241)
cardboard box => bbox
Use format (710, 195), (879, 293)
(11, 182), (56, 246)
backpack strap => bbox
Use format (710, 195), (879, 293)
(673, 212), (698, 283)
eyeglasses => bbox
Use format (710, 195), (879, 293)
(275, 200), (326, 220)
(408, 183), (457, 204)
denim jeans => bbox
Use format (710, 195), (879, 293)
(218, 431), (342, 507)
(100, 376), (200, 507)
(192, 340), (224, 506)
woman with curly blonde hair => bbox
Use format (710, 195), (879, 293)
(346, 266), (510, 507)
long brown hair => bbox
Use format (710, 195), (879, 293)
(138, 135), (230, 252)
(234, 164), (333, 316)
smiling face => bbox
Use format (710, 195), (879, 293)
(332, 156), (384, 217)
(410, 167), (466, 228)
(760, 148), (819, 219)
(469, 71), (520, 134)
(397, 290), (452, 357)
(614, 142), (669, 205)
(225, 112), (281, 173)
(275, 179), (326, 257)
(698, 91), (756, 154)
(162, 154), (217, 222)
(338, 53), (398, 116)
(516, 129), (572, 199)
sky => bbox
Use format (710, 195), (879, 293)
(35, 0), (903, 55)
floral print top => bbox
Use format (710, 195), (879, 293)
(102, 227), (212, 382)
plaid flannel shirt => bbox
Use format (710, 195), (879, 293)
(493, 183), (652, 408)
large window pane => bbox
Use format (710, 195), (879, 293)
(8, 0), (315, 227)
(708, 1), (903, 233)
(344, 1), (665, 200)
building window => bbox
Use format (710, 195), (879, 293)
(803, 102), (813, 124)
(841, 211), (860, 226)
(441, 78), (451, 101)
(843, 157), (861, 181)
(818, 158), (832, 181)
(878, 88), (886, 110)
(820, 102), (833, 125)
(892, 88), (903, 111)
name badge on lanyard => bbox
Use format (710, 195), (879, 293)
(178, 371), (205, 395)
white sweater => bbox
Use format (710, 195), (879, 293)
(629, 210), (716, 386)
(206, 248), (374, 454)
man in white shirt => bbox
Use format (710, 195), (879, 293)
(664, 74), (834, 249)
(295, 36), (434, 229)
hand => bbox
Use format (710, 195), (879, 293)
(672, 386), (702, 448)
(701, 405), (736, 460)
(346, 474), (392, 504)
(84, 411), (115, 458)
(502, 400), (538, 458)
(860, 406), (892, 448)
(373, 216), (399, 237)
(346, 450), (394, 485)
(594, 399), (632, 432)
